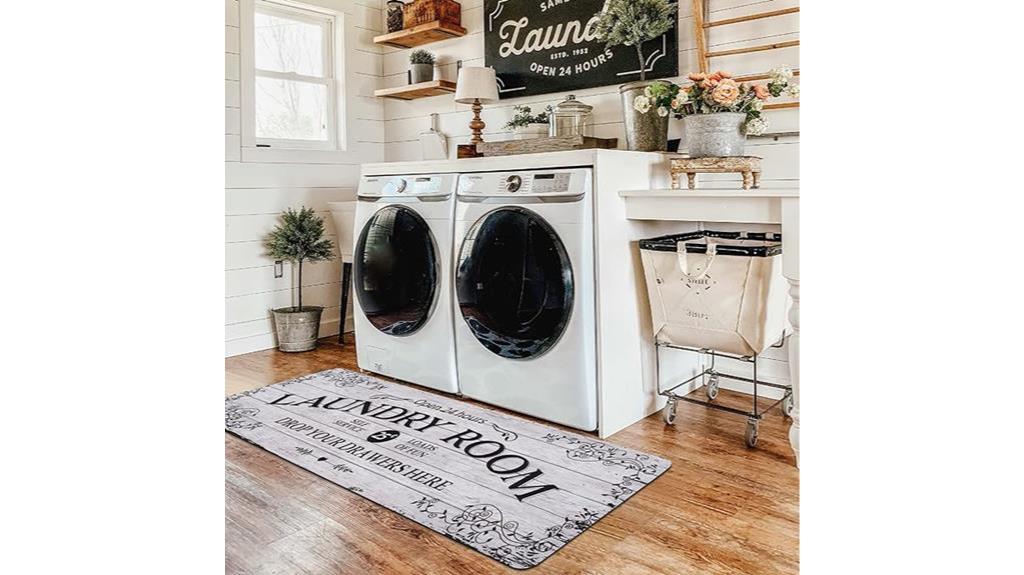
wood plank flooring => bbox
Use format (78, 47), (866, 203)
(226, 337), (798, 574)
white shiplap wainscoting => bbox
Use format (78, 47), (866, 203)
(225, 0), (385, 357)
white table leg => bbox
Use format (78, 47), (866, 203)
(781, 198), (800, 467)
(786, 280), (800, 466)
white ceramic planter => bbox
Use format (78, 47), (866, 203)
(512, 124), (549, 140)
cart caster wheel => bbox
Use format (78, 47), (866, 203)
(745, 418), (759, 448)
(663, 399), (678, 426)
(782, 393), (794, 418)
(706, 375), (720, 401)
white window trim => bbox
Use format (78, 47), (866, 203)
(239, 0), (351, 160)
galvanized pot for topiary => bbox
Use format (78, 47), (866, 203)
(619, 80), (671, 152)
(272, 306), (324, 352)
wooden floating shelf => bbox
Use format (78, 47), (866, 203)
(373, 21), (467, 48)
(374, 80), (457, 100)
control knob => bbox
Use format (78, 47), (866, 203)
(387, 178), (408, 194)
(505, 175), (522, 193)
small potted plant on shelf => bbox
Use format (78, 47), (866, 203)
(264, 207), (335, 353)
(409, 49), (436, 84)
(593, 0), (676, 151)
(670, 67), (798, 156)
(503, 105), (552, 140)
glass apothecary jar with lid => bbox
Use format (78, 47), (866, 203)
(548, 95), (593, 138)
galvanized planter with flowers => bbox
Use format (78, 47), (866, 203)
(631, 67), (799, 156)
(676, 67), (797, 157)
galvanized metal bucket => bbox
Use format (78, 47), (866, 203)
(683, 112), (747, 157)
(619, 81), (670, 152)
(272, 306), (324, 352)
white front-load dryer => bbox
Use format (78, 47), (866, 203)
(453, 168), (597, 430)
(352, 173), (458, 393)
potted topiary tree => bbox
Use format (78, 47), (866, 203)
(593, 0), (676, 151)
(409, 49), (436, 84)
(264, 207), (335, 352)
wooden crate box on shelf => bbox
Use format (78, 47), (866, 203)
(403, 0), (461, 29)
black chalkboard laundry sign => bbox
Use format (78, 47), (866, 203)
(483, 0), (678, 99)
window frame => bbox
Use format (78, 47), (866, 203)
(240, 0), (347, 153)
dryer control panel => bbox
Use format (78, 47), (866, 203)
(457, 168), (591, 197)
(358, 174), (452, 198)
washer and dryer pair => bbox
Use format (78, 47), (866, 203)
(351, 168), (597, 431)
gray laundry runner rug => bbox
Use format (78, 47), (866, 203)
(225, 368), (671, 570)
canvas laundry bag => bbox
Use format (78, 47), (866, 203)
(639, 231), (786, 356)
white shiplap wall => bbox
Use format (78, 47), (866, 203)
(381, 0), (799, 187)
(225, 0), (385, 357)
(379, 0), (799, 393)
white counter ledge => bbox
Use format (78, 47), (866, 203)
(618, 186), (799, 224)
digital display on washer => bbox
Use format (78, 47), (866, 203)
(534, 174), (555, 180)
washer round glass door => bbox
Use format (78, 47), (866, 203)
(456, 207), (573, 359)
(354, 205), (438, 336)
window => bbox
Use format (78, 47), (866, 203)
(242, 0), (343, 151)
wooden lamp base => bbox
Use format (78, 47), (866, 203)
(457, 97), (486, 158)
(457, 144), (482, 159)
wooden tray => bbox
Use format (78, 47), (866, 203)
(477, 135), (618, 157)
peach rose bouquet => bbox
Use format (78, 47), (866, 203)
(668, 67), (798, 135)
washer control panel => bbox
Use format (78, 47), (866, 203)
(359, 174), (452, 198)
(459, 169), (589, 197)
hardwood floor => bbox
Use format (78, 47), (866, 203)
(226, 337), (798, 575)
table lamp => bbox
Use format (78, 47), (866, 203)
(454, 67), (499, 146)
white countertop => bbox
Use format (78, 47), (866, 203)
(360, 149), (664, 176)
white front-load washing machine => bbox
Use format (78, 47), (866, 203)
(453, 168), (597, 430)
(352, 173), (458, 393)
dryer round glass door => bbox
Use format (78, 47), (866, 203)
(354, 205), (438, 336)
(456, 207), (573, 359)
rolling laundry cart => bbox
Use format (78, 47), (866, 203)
(639, 230), (794, 448)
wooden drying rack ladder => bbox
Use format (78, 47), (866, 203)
(690, 1), (799, 110)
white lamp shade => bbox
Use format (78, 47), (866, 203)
(454, 67), (499, 104)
